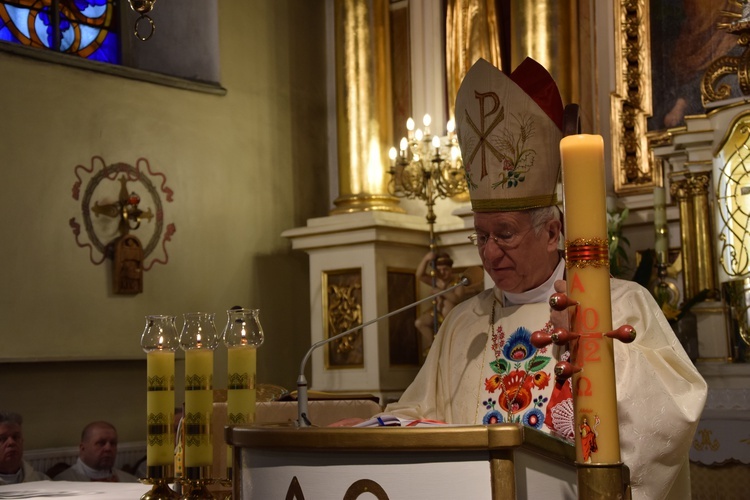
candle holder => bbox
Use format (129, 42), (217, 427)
(141, 315), (180, 500)
(388, 115), (467, 232)
(222, 307), (264, 479)
(140, 478), (178, 500)
(178, 467), (215, 500)
(179, 312), (219, 500)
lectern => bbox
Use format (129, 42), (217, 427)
(227, 424), (576, 499)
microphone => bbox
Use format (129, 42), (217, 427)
(296, 275), (471, 427)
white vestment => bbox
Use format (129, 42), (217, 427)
(385, 278), (706, 500)
(53, 458), (138, 483)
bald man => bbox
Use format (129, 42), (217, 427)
(54, 421), (137, 482)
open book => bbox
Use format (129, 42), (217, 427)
(353, 415), (447, 427)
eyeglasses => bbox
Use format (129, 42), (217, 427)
(468, 225), (540, 250)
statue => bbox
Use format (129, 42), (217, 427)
(415, 251), (484, 356)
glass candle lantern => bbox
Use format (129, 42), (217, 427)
(141, 315), (179, 479)
(179, 312), (218, 480)
(222, 308), (264, 477)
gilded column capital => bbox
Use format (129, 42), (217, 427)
(670, 179), (690, 201)
(685, 174), (711, 196)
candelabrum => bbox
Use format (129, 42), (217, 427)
(388, 114), (467, 236)
(388, 114), (468, 334)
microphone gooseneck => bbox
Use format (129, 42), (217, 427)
(296, 276), (471, 427)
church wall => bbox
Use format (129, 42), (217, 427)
(0, 1), (329, 450)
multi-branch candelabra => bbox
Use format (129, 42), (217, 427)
(387, 114), (468, 250)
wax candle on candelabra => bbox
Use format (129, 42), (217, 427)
(140, 315), (179, 477)
(654, 187), (668, 265)
(147, 351), (175, 466)
(227, 347), (257, 421)
(560, 135), (622, 465)
(179, 313), (218, 476)
(223, 308), (264, 476)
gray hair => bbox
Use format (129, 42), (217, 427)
(529, 206), (562, 235)
(0, 412), (23, 426)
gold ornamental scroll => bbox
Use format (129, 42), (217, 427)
(560, 136), (622, 473)
(331, 0), (402, 214)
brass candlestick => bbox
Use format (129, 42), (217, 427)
(178, 467), (215, 500)
(140, 465), (178, 500)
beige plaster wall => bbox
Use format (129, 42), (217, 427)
(0, 1), (329, 449)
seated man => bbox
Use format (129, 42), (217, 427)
(54, 421), (137, 483)
(0, 411), (48, 484)
(353, 58), (707, 500)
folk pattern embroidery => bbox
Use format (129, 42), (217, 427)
(481, 324), (551, 426)
(461, 96), (538, 192)
(479, 318), (574, 442)
(490, 113), (537, 190)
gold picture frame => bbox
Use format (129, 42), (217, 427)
(611, 0), (657, 194)
(612, 1), (743, 194)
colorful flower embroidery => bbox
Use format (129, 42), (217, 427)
(491, 325), (505, 357)
(523, 408), (545, 429)
(532, 371), (550, 389)
(490, 113), (536, 189)
(483, 410), (504, 425)
(485, 374), (502, 393)
(482, 398), (497, 410)
(497, 370), (534, 413)
(533, 395), (549, 408)
(502, 327), (535, 362)
(482, 322), (569, 435)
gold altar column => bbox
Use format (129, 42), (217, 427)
(445, 0), (502, 121)
(670, 173), (717, 300)
(510, 0), (579, 107)
(331, 0), (403, 214)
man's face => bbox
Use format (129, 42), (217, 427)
(80, 425), (118, 471)
(473, 211), (560, 293)
(0, 422), (23, 475)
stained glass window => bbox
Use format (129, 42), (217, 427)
(0, 0), (119, 64)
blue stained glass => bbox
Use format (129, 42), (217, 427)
(75, 0), (108, 10)
(87, 31), (119, 64)
(1, 1), (118, 62)
(77, 4), (107, 19)
(6, 5), (31, 39)
(59, 22), (75, 52)
(0, 23), (16, 43)
(79, 24), (98, 49)
(34, 10), (52, 48)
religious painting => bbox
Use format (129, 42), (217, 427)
(611, 0), (741, 194)
(648, 1), (740, 132)
(322, 269), (364, 368)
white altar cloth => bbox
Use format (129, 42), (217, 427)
(0, 480), (151, 499)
